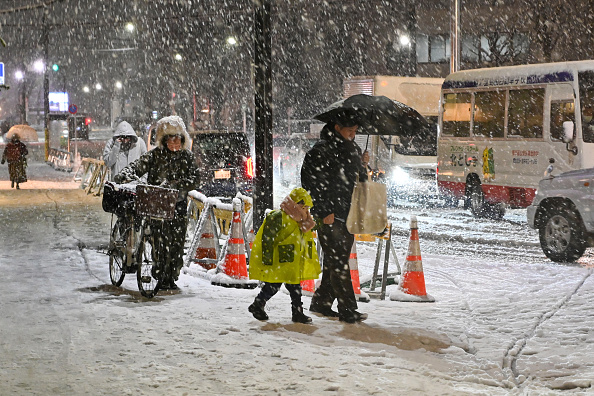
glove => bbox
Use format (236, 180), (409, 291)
(1, 160), (4, 164)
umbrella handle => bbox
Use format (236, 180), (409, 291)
(364, 135), (369, 151)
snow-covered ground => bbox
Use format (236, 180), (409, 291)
(1, 162), (594, 395)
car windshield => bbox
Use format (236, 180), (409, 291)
(193, 133), (249, 167)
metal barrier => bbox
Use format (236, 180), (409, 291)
(46, 148), (72, 172)
(185, 191), (253, 269)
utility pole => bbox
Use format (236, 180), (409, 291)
(450, 0), (460, 73)
(253, 0), (273, 231)
(42, 10), (50, 161)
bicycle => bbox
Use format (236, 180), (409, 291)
(103, 181), (179, 298)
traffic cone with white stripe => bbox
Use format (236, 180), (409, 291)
(193, 212), (218, 270)
(212, 198), (258, 289)
(300, 279), (316, 296)
(390, 215), (435, 302)
(349, 242), (370, 302)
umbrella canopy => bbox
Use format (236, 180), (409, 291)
(6, 124), (39, 142)
(314, 94), (429, 136)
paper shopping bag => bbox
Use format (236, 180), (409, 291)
(346, 175), (387, 234)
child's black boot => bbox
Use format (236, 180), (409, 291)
(292, 305), (312, 324)
(248, 299), (268, 321)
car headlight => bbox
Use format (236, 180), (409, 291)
(390, 166), (410, 184)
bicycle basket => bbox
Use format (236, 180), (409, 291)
(102, 182), (136, 216)
(135, 184), (178, 220)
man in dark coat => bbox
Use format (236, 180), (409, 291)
(115, 116), (199, 290)
(1, 134), (28, 189)
(300, 112), (369, 323)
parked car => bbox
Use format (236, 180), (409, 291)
(278, 133), (318, 187)
(191, 130), (253, 197)
(527, 167), (594, 262)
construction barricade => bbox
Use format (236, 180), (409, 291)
(183, 192), (257, 289)
(47, 148), (73, 172)
(73, 158), (108, 196)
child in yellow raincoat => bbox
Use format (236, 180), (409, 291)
(248, 187), (320, 323)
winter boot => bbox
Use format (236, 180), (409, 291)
(11, 181), (14, 188)
(248, 299), (268, 321)
(292, 305), (312, 324)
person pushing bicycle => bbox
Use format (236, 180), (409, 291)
(115, 116), (200, 290)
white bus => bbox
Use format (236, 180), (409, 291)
(437, 61), (594, 219)
(344, 76), (444, 201)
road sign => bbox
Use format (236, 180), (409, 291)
(68, 104), (78, 115)
(0, 63), (4, 86)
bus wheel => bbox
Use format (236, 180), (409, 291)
(538, 206), (586, 262)
(467, 182), (487, 217)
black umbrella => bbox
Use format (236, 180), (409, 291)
(313, 94), (429, 137)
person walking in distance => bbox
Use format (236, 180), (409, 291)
(300, 110), (369, 323)
(1, 134), (28, 189)
(103, 121), (147, 181)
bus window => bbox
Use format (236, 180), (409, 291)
(551, 101), (575, 141)
(508, 88), (544, 138)
(473, 90), (505, 138)
(442, 93), (471, 137)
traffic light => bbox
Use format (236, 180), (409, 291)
(52, 64), (59, 72)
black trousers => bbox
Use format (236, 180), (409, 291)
(256, 282), (303, 308)
(310, 220), (357, 314)
(153, 201), (188, 283)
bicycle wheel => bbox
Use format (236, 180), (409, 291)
(136, 225), (161, 298)
(108, 217), (126, 286)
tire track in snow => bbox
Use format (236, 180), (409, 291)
(502, 269), (593, 387)
(44, 191), (103, 283)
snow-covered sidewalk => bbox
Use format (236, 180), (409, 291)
(1, 187), (593, 395)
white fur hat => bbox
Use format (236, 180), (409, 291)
(155, 115), (191, 151)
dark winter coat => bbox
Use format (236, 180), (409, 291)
(114, 146), (200, 205)
(1, 140), (28, 183)
(300, 125), (367, 221)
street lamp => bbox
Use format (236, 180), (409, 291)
(399, 34), (411, 46)
(115, 81), (123, 89)
(226, 36), (238, 46)
(125, 22), (134, 33)
(83, 86), (90, 93)
(15, 71), (24, 80)
(175, 53), (183, 61)
(33, 60), (44, 73)
(95, 83), (102, 90)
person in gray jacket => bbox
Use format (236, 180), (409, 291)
(103, 121), (147, 181)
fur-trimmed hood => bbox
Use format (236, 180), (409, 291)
(155, 115), (192, 151)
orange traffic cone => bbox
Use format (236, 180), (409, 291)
(212, 199), (258, 289)
(193, 211), (218, 270)
(222, 210), (248, 278)
(300, 279), (316, 296)
(390, 215), (435, 302)
(349, 242), (370, 302)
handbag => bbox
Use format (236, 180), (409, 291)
(346, 174), (388, 234)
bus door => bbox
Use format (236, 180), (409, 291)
(578, 71), (594, 169)
(547, 83), (577, 173)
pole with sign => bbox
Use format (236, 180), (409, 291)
(0, 62), (5, 86)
